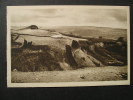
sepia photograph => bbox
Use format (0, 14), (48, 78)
(7, 6), (130, 87)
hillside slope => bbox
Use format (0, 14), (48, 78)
(11, 26), (127, 71)
(48, 26), (127, 40)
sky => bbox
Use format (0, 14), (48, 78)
(9, 6), (128, 29)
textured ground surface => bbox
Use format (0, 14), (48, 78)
(11, 66), (127, 83)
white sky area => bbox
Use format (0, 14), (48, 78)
(9, 6), (128, 29)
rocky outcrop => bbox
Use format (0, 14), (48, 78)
(65, 45), (78, 67)
(11, 26), (127, 71)
(22, 39), (32, 48)
(70, 40), (103, 67)
(80, 40), (126, 66)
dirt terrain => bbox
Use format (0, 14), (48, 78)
(12, 66), (127, 83)
(11, 25), (128, 83)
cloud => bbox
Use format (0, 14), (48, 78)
(109, 9), (127, 22)
(10, 6), (128, 28)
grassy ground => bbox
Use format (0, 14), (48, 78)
(11, 66), (127, 83)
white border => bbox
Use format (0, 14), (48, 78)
(7, 5), (130, 87)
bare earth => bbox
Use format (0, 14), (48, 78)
(11, 66), (127, 83)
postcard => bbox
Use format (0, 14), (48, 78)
(7, 6), (130, 87)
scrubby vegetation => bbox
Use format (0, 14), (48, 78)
(11, 45), (64, 71)
(11, 26), (128, 72)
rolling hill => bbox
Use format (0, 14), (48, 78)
(44, 26), (127, 40)
(11, 25), (127, 72)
